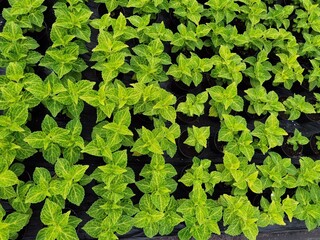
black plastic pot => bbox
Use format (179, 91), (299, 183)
(309, 135), (320, 155)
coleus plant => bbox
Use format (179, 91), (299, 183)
(167, 53), (212, 87)
(176, 91), (208, 117)
(282, 94), (316, 120)
(287, 129), (309, 151)
(184, 125), (210, 153)
(178, 158), (223, 240)
(134, 154), (182, 238)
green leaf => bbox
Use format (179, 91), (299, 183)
(0, 170), (19, 187)
(40, 199), (61, 225)
(67, 184), (85, 206)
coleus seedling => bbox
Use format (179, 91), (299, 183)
(204, 0), (239, 24)
(0, 203), (31, 240)
(134, 154), (182, 238)
(169, 0), (204, 25)
(207, 82), (244, 119)
(218, 194), (260, 240)
(178, 158), (223, 240)
(177, 91), (208, 117)
(184, 125), (210, 153)
(36, 199), (82, 240)
(210, 45), (246, 85)
(0, 22), (42, 69)
(130, 38), (171, 83)
(84, 150), (138, 239)
(218, 114), (255, 160)
(2, 0), (47, 32)
(167, 53), (213, 87)
(24, 115), (74, 164)
(306, 59), (320, 90)
(294, 0), (320, 33)
(287, 129), (309, 151)
(94, 0), (128, 13)
(251, 114), (288, 154)
(244, 86), (285, 116)
(216, 151), (263, 195)
(170, 22), (204, 52)
(283, 94), (316, 120)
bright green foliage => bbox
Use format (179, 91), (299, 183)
(293, 186), (320, 231)
(134, 155), (182, 237)
(244, 86), (285, 116)
(207, 82), (244, 118)
(178, 158), (222, 240)
(54, 79), (95, 118)
(243, 48), (273, 86)
(297, 157), (320, 187)
(40, 42), (87, 78)
(132, 122), (180, 157)
(283, 94), (316, 120)
(0, 204), (31, 240)
(184, 126), (210, 153)
(257, 152), (298, 189)
(211, 45), (246, 85)
(218, 114), (254, 160)
(273, 50), (304, 89)
(170, 23), (203, 52)
(177, 92), (208, 117)
(36, 199), (81, 240)
(167, 53), (212, 86)
(24, 115), (71, 164)
(0, 22), (42, 68)
(169, 0), (204, 25)
(2, 0), (47, 31)
(50, 159), (89, 205)
(252, 114), (287, 154)
(130, 38), (171, 83)
(204, 0), (239, 24)
(294, 0), (320, 33)
(287, 129), (309, 151)
(133, 83), (177, 123)
(52, 2), (92, 43)
(238, 0), (267, 26)
(179, 158), (221, 195)
(84, 151), (137, 239)
(95, 0), (128, 13)
(217, 151), (262, 195)
(307, 59), (320, 90)
(265, 5), (294, 29)
(218, 194), (260, 240)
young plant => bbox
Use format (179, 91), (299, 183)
(287, 129), (309, 151)
(169, 0), (204, 25)
(94, 0), (128, 13)
(210, 45), (246, 85)
(39, 42), (87, 78)
(36, 199), (81, 240)
(283, 94), (316, 120)
(2, 0), (47, 32)
(272, 50), (304, 90)
(83, 151), (138, 239)
(204, 0), (239, 24)
(216, 151), (263, 195)
(167, 53), (213, 87)
(130, 38), (171, 83)
(252, 114), (288, 154)
(0, 22), (42, 69)
(218, 194), (260, 240)
(134, 154), (182, 238)
(207, 82), (244, 119)
(170, 22), (204, 52)
(177, 91), (208, 117)
(0, 203), (31, 240)
(178, 158), (223, 240)
(243, 48), (273, 87)
(264, 4), (295, 30)
(294, 0), (320, 33)
(244, 86), (285, 116)
(218, 114), (254, 160)
(184, 126), (210, 153)
(24, 115), (71, 164)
